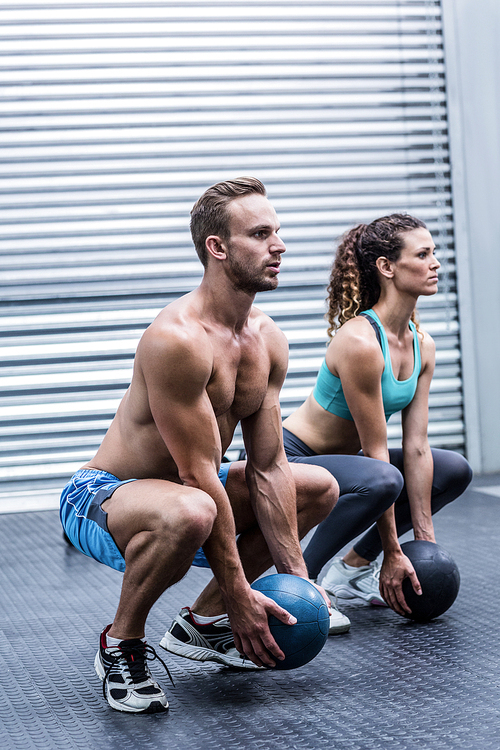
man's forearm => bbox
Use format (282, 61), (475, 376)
(202, 502), (249, 597)
(246, 464), (308, 578)
(182, 472), (250, 604)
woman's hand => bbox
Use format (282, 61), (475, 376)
(379, 550), (422, 616)
(413, 526), (436, 543)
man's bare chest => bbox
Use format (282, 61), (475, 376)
(208, 353), (270, 421)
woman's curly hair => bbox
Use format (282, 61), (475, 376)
(326, 213), (427, 338)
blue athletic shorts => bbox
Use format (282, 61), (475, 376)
(60, 463), (231, 572)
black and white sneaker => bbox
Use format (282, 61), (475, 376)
(95, 625), (170, 713)
(160, 607), (260, 670)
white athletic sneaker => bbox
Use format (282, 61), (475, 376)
(321, 558), (387, 607)
(328, 598), (351, 635)
(309, 578), (351, 634)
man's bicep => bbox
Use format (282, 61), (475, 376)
(241, 378), (285, 471)
(267, 325), (290, 389)
(140, 331), (222, 472)
(240, 323), (288, 459)
(153, 388), (220, 450)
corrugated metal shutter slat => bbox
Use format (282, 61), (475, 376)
(0, 0), (464, 494)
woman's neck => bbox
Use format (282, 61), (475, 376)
(371, 294), (416, 337)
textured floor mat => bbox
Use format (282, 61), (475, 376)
(0, 482), (499, 750)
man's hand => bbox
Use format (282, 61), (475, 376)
(310, 580), (332, 611)
(379, 550), (422, 616)
(226, 587), (296, 668)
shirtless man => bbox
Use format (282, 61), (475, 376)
(59, 177), (339, 714)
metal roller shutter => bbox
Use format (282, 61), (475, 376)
(0, 0), (463, 508)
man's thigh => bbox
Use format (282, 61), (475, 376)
(102, 478), (210, 554)
(225, 460), (335, 533)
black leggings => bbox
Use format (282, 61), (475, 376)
(283, 428), (473, 580)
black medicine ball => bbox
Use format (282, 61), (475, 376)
(400, 540), (460, 622)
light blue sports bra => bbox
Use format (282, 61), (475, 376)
(312, 309), (422, 422)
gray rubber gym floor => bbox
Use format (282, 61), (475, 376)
(1, 477), (499, 750)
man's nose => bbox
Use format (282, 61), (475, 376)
(272, 235), (286, 253)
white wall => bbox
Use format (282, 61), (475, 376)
(442, 0), (500, 473)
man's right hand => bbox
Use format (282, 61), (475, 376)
(226, 587), (296, 668)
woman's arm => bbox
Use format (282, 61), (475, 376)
(331, 317), (389, 460)
(376, 332), (436, 614)
(334, 318), (422, 614)
(401, 330), (436, 541)
(376, 331), (436, 614)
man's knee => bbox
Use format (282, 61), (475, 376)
(172, 489), (217, 549)
(137, 487), (216, 558)
(295, 464), (339, 520)
(318, 469), (339, 516)
(121, 489), (217, 585)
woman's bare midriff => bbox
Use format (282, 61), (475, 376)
(282, 394), (361, 456)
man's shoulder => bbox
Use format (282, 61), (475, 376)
(250, 305), (283, 333)
(250, 306), (287, 345)
(152, 301), (203, 331)
(138, 298), (211, 369)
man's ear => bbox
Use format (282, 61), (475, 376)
(205, 235), (227, 261)
(376, 256), (394, 279)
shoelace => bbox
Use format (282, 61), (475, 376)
(330, 592), (343, 612)
(371, 561), (382, 583)
(102, 641), (174, 701)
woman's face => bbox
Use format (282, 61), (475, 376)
(391, 227), (440, 297)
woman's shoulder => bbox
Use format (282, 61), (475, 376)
(416, 326), (436, 367)
(326, 315), (384, 370)
(332, 315), (382, 349)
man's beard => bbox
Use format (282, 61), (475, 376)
(226, 253), (278, 294)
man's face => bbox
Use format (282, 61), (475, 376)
(223, 193), (286, 294)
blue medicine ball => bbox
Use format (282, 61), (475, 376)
(251, 574), (329, 670)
